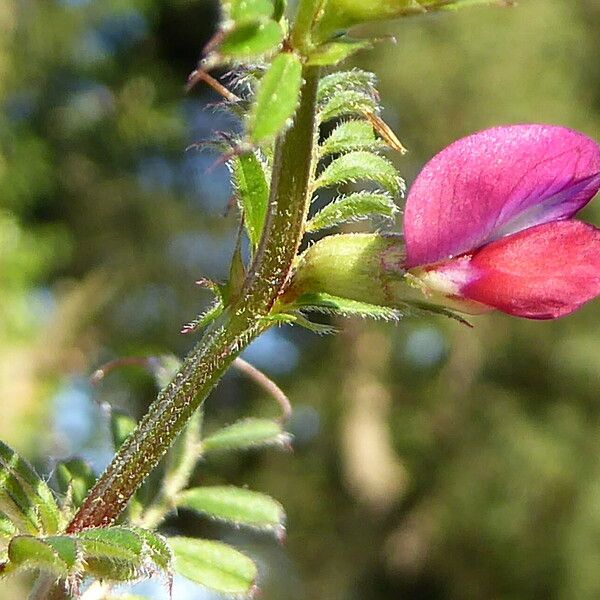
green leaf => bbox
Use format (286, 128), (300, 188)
(249, 52), (303, 143)
(76, 527), (147, 582)
(169, 537), (258, 595)
(44, 536), (79, 568)
(317, 70), (377, 104)
(130, 528), (173, 575)
(177, 486), (285, 533)
(228, 0), (275, 22)
(319, 120), (384, 157)
(6, 535), (77, 577)
(219, 19), (284, 60)
(307, 39), (372, 66)
(202, 418), (290, 453)
(319, 90), (378, 124)
(230, 151), (270, 248)
(313, 151), (404, 196)
(55, 458), (95, 509)
(294, 292), (406, 321)
(111, 411), (137, 450)
(77, 526), (143, 561)
(0, 440), (62, 535)
(306, 191), (397, 232)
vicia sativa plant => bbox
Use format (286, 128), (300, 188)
(2, 0), (599, 598)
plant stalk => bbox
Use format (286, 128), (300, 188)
(63, 66), (320, 535)
(291, 0), (321, 51)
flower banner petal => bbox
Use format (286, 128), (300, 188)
(460, 220), (600, 319)
(404, 125), (600, 267)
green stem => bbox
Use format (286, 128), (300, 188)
(291, 0), (321, 51)
(135, 411), (204, 529)
(63, 65), (320, 535)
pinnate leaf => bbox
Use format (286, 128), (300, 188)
(202, 418), (290, 452)
(231, 151), (270, 248)
(177, 486), (285, 534)
(314, 151), (404, 195)
(249, 52), (303, 143)
(169, 536), (258, 596)
(0, 440), (62, 535)
(319, 120), (384, 157)
(307, 192), (397, 232)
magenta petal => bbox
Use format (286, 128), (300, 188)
(404, 125), (600, 268)
(457, 220), (600, 319)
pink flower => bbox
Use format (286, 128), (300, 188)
(405, 124), (600, 319)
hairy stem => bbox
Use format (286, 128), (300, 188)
(291, 0), (321, 51)
(63, 66), (319, 535)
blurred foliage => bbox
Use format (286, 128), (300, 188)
(1, 0), (600, 598)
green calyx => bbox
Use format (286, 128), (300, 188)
(283, 233), (407, 306)
(280, 233), (478, 326)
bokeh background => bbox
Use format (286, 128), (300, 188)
(2, 0), (600, 598)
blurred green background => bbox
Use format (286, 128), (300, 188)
(2, 0), (600, 598)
